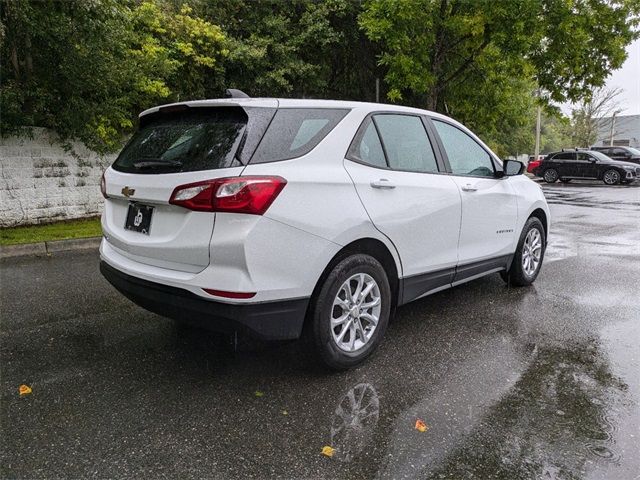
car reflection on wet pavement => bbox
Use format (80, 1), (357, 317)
(1, 181), (639, 479)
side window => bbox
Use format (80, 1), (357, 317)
(432, 120), (494, 177)
(251, 108), (349, 163)
(552, 152), (575, 161)
(347, 117), (387, 168)
(612, 148), (627, 156)
(577, 152), (593, 161)
(374, 115), (439, 173)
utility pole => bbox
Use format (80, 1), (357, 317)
(375, 78), (380, 103)
(609, 111), (617, 146)
(534, 104), (541, 160)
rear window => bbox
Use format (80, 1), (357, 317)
(113, 107), (275, 174)
(250, 108), (349, 163)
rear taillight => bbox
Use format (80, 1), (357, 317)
(169, 176), (287, 215)
(100, 171), (108, 199)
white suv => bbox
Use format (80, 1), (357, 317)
(100, 95), (549, 369)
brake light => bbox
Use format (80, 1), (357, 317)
(169, 176), (287, 214)
(100, 171), (108, 199)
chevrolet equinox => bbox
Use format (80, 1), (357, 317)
(100, 94), (550, 369)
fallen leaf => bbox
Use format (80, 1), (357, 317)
(19, 385), (32, 396)
(281, 410), (288, 415)
(254, 391), (264, 397)
(321, 446), (335, 458)
(415, 419), (429, 432)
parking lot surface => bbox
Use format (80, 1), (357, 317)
(1, 180), (639, 479)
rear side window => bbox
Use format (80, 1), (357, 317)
(374, 115), (439, 173)
(552, 152), (574, 160)
(250, 108), (349, 163)
(114, 107), (258, 174)
(347, 117), (387, 168)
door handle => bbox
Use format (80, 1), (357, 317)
(370, 179), (396, 189)
(461, 183), (477, 192)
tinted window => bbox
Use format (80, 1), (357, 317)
(433, 120), (494, 177)
(114, 107), (249, 174)
(347, 117), (387, 168)
(374, 115), (439, 173)
(590, 151), (613, 162)
(577, 152), (593, 161)
(552, 152), (575, 160)
(251, 108), (349, 163)
(612, 148), (628, 155)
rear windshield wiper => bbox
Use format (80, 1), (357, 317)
(132, 159), (183, 170)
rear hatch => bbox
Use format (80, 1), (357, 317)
(102, 100), (278, 272)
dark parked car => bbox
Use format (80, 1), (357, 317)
(533, 150), (640, 185)
(590, 146), (640, 165)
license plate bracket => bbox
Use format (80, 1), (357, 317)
(124, 203), (154, 235)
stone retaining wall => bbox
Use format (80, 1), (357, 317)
(0, 128), (116, 227)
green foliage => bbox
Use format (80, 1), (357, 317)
(1, 0), (639, 156)
(359, 0), (640, 155)
(0, 0), (227, 153)
(540, 113), (572, 154)
(200, 0), (373, 98)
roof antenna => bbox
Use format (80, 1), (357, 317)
(225, 89), (250, 98)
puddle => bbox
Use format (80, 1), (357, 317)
(414, 341), (631, 480)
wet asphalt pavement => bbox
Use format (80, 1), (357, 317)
(1, 179), (639, 479)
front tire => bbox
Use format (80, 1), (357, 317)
(501, 217), (546, 287)
(543, 169), (559, 183)
(307, 254), (391, 370)
(602, 169), (621, 185)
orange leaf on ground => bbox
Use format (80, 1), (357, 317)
(19, 385), (32, 396)
(321, 446), (335, 457)
(415, 419), (429, 432)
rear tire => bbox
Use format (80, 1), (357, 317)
(306, 254), (391, 370)
(543, 169), (559, 183)
(501, 217), (546, 287)
(602, 169), (621, 185)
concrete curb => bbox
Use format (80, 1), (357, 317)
(0, 237), (101, 259)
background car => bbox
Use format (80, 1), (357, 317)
(534, 149), (640, 184)
(526, 155), (544, 174)
(590, 145), (640, 165)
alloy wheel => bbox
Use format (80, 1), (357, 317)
(603, 170), (620, 185)
(522, 228), (542, 277)
(544, 169), (558, 183)
(331, 273), (381, 353)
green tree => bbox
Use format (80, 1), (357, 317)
(539, 111), (572, 154)
(199, 0), (380, 100)
(0, 0), (227, 152)
(359, 0), (640, 154)
(569, 87), (624, 147)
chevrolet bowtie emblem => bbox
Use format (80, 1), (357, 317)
(121, 186), (135, 197)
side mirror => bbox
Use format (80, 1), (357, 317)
(503, 159), (524, 176)
(589, 158), (597, 163)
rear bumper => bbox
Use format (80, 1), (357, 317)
(100, 261), (309, 341)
